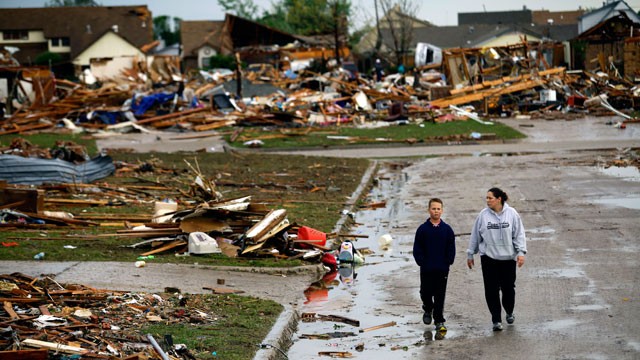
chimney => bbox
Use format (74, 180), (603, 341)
(86, 24), (92, 34)
(112, 25), (119, 33)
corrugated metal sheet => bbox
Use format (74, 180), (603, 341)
(0, 154), (115, 185)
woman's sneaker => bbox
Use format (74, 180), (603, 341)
(493, 322), (503, 331)
(506, 314), (515, 324)
(435, 323), (447, 332)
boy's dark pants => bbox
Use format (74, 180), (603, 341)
(420, 269), (449, 323)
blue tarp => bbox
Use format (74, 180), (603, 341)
(131, 93), (175, 116)
(0, 154), (115, 185)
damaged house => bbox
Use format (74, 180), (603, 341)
(180, 19), (233, 71)
(181, 14), (350, 73)
(0, 5), (153, 77)
(572, 0), (640, 77)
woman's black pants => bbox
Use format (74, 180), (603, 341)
(480, 255), (516, 323)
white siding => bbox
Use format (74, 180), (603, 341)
(1, 30), (45, 44)
(73, 31), (144, 66)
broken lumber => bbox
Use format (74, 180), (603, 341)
(359, 321), (397, 333)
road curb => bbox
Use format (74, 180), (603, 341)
(253, 305), (300, 360)
(332, 159), (379, 234)
(252, 159), (379, 360)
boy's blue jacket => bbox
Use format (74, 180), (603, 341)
(413, 219), (456, 272)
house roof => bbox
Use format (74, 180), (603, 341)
(458, 9), (533, 26)
(381, 4), (433, 28)
(0, 6), (153, 59)
(548, 24), (580, 42)
(180, 20), (226, 56)
(459, 8), (587, 27)
(407, 23), (576, 49)
(578, 0), (640, 34)
(532, 10), (585, 26)
(392, 22), (579, 51)
(224, 14), (307, 49)
(577, 12), (640, 40)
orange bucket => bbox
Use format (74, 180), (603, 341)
(297, 226), (327, 248)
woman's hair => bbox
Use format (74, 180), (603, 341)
(488, 187), (508, 205)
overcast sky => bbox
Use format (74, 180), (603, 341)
(1, 0), (639, 28)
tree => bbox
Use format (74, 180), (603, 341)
(153, 16), (181, 46)
(260, 4), (294, 34)
(259, 0), (350, 37)
(34, 51), (62, 66)
(219, 0), (352, 64)
(218, 0), (259, 20)
(45, 0), (101, 6)
(377, 0), (420, 66)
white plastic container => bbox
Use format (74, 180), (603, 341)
(188, 232), (221, 254)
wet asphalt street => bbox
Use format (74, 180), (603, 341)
(286, 116), (640, 359)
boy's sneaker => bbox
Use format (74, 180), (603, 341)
(492, 322), (503, 331)
(423, 312), (432, 325)
(506, 314), (515, 324)
(435, 322), (447, 332)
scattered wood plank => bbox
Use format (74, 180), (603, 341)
(3, 301), (20, 320)
(139, 240), (187, 256)
(0, 349), (49, 360)
(318, 351), (353, 358)
(21, 338), (93, 355)
(202, 287), (246, 294)
(359, 321), (397, 333)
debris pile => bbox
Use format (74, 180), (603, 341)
(0, 142), (358, 263)
(0, 272), (224, 359)
(1, 39), (637, 144)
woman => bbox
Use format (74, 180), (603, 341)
(467, 187), (527, 331)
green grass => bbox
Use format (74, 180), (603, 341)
(0, 132), (98, 155)
(142, 293), (283, 360)
(0, 150), (370, 265)
(226, 120), (525, 149)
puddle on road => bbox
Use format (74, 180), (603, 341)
(289, 164), (435, 359)
(571, 304), (607, 311)
(592, 166), (640, 209)
(542, 318), (581, 331)
(599, 166), (640, 181)
(535, 268), (585, 278)
(593, 197), (640, 210)
(527, 226), (556, 241)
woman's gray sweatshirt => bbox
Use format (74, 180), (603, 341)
(467, 203), (527, 260)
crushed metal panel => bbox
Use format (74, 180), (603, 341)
(0, 154), (115, 185)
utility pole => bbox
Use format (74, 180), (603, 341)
(333, 0), (341, 65)
(374, 0), (382, 51)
